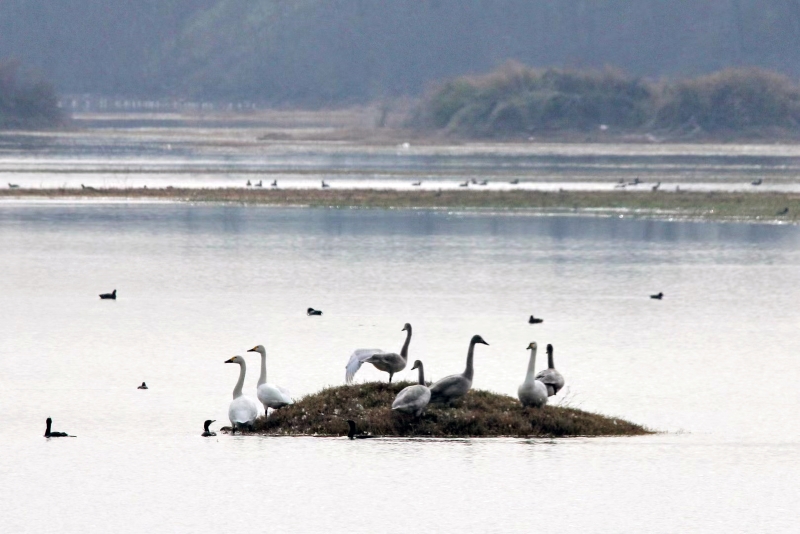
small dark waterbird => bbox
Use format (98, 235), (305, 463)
(307, 307), (323, 316)
(255, 180), (263, 187)
(650, 292), (664, 300)
(202, 420), (217, 437)
(459, 181), (469, 187)
(8, 183), (19, 189)
(137, 382), (148, 389)
(271, 180), (278, 187)
(777, 207), (789, 216)
(246, 179), (252, 186)
(509, 179), (519, 185)
(346, 419), (374, 440)
(99, 289), (116, 300)
(412, 181), (422, 186)
(44, 417), (74, 438)
(321, 180), (330, 188)
(528, 315), (544, 324)
(751, 178), (763, 186)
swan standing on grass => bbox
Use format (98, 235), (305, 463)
(392, 360), (431, 417)
(224, 356), (260, 433)
(534, 344), (565, 397)
(518, 342), (548, 408)
(345, 323), (412, 384)
(248, 344), (293, 412)
(429, 335), (489, 404)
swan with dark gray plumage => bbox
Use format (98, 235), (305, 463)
(518, 342), (548, 408)
(429, 335), (489, 404)
(346, 323), (412, 384)
(392, 360), (431, 417)
(534, 344), (565, 397)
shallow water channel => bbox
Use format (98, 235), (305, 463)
(1, 204), (798, 532)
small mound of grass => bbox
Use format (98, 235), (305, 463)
(245, 382), (651, 438)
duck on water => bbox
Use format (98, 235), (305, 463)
(44, 418), (74, 438)
(202, 420), (217, 437)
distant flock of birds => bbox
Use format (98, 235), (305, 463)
(42, 290), (668, 438)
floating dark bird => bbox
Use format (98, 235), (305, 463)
(651, 181), (661, 191)
(307, 307), (323, 316)
(81, 184), (96, 191)
(99, 289), (117, 300)
(751, 178), (763, 186)
(246, 179), (252, 186)
(8, 183), (19, 189)
(478, 180), (488, 186)
(412, 181), (422, 186)
(137, 382), (148, 390)
(255, 180), (263, 187)
(44, 417), (73, 438)
(509, 179), (520, 185)
(271, 180), (278, 187)
(650, 292), (664, 300)
(459, 181), (469, 187)
(528, 315), (544, 324)
(321, 180), (330, 188)
(346, 419), (374, 440)
(201, 420), (217, 437)
(628, 177), (641, 186)
(777, 207), (789, 216)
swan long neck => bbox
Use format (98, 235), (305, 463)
(417, 362), (425, 385)
(233, 361), (246, 399)
(258, 350), (267, 387)
(525, 347), (538, 382)
(548, 350), (555, 369)
(400, 327), (412, 360)
(464, 341), (476, 381)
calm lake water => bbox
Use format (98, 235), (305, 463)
(1, 203), (799, 532)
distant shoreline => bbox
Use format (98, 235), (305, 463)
(1, 187), (797, 224)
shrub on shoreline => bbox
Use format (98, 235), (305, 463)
(415, 64), (800, 138)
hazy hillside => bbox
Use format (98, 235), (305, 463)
(3, 0), (800, 104)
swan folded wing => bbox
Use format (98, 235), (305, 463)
(258, 383), (294, 407)
(392, 385), (431, 411)
(345, 348), (384, 384)
(534, 369), (564, 389)
(229, 396), (259, 425)
(429, 375), (469, 402)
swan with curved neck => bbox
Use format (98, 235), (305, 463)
(202, 419), (217, 437)
(44, 417), (73, 438)
(534, 343), (565, 396)
(518, 342), (548, 407)
(429, 335), (489, 404)
(345, 323), (412, 383)
(224, 356), (260, 432)
(247, 344), (293, 411)
(392, 360), (431, 417)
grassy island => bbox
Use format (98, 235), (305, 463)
(229, 382), (650, 438)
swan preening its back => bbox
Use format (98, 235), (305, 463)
(248, 344), (293, 411)
(224, 356), (260, 432)
(518, 342), (548, 408)
(44, 417), (74, 438)
(392, 360), (431, 416)
(534, 344), (565, 397)
(345, 323), (412, 384)
(429, 335), (489, 404)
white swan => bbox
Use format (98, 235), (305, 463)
(224, 356), (260, 432)
(518, 342), (548, 408)
(345, 323), (412, 383)
(392, 360), (431, 417)
(429, 335), (489, 404)
(534, 343), (565, 396)
(247, 344), (293, 411)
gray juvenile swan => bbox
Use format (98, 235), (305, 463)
(201, 420), (217, 437)
(534, 344), (565, 396)
(392, 360), (431, 417)
(247, 344), (293, 411)
(345, 323), (412, 383)
(429, 335), (489, 404)
(518, 342), (548, 408)
(224, 356), (260, 432)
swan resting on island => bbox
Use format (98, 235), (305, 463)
(247, 344), (293, 412)
(392, 359), (431, 417)
(345, 323), (412, 383)
(534, 343), (565, 397)
(224, 355), (260, 432)
(429, 334), (489, 404)
(518, 342), (548, 408)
